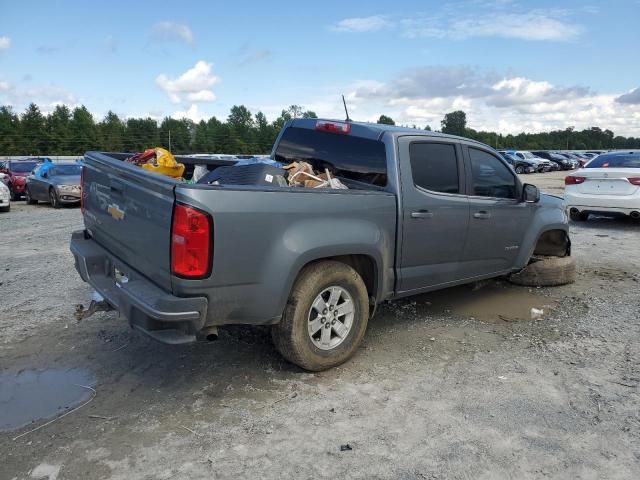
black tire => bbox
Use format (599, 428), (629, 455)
(569, 210), (589, 221)
(0, 204), (9, 212)
(25, 187), (37, 205)
(509, 255), (576, 287)
(515, 165), (525, 174)
(49, 188), (61, 209)
(9, 185), (20, 201)
(271, 260), (369, 371)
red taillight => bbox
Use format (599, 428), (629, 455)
(171, 203), (212, 278)
(315, 120), (351, 134)
(565, 176), (586, 185)
(80, 166), (85, 214)
(627, 177), (640, 186)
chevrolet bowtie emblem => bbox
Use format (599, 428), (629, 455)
(107, 203), (125, 221)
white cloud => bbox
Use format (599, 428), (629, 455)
(616, 87), (640, 105)
(0, 36), (10, 50)
(298, 69), (640, 137)
(150, 21), (194, 44)
(172, 104), (203, 121)
(332, 5), (583, 42)
(186, 90), (216, 102)
(330, 15), (391, 33)
(156, 61), (220, 104)
(0, 80), (10, 92)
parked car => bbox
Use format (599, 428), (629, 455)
(0, 159), (43, 200)
(531, 151), (574, 170)
(25, 161), (82, 208)
(500, 150), (553, 172)
(0, 176), (10, 212)
(499, 152), (535, 174)
(565, 151), (640, 220)
(71, 119), (574, 371)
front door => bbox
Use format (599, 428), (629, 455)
(461, 146), (533, 276)
(398, 137), (469, 293)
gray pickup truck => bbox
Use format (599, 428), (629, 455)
(71, 119), (573, 371)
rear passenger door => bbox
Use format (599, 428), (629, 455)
(461, 146), (533, 276)
(398, 137), (469, 293)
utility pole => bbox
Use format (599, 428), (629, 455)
(168, 129), (171, 152)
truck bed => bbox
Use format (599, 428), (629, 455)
(79, 151), (397, 330)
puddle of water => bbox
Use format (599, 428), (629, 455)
(416, 282), (554, 323)
(0, 368), (95, 432)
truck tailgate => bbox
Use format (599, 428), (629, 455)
(82, 152), (175, 291)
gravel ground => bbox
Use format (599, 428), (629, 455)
(1, 170), (639, 479)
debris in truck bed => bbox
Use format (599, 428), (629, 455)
(198, 164), (287, 186)
(125, 147), (185, 178)
(283, 162), (348, 189)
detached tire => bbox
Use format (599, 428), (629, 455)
(509, 255), (576, 287)
(272, 260), (369, 371)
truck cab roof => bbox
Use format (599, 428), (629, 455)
(289, 118), (491, 148)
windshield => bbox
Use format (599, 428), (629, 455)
(10, 161), (38, 173)
(51, 164), (82, 176)
(586, 154), (640, 169)
(520, 152), (536, 159)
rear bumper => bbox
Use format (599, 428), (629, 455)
(565, 191), (640, 215)
(70, 230), (208, 344)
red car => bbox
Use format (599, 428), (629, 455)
(0, 159), (42, 200)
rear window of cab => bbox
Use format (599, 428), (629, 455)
(274, 127), (388, 187)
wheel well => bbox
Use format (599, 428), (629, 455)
(533, 229), (570, 257)
(305, 255), (377, 301)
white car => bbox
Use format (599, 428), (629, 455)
(564, 151), (640, 221)
(0, 174), (10, 212)
(513, 151), (554, 172)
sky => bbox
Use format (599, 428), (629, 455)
(1, 0), (639, 136)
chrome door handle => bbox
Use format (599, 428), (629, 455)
(411, 210), (434, 219)
(473, 211), (491, 219)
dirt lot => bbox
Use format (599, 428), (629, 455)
(1, 170), (639, 479)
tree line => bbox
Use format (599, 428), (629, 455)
(1, 103), (638, 156)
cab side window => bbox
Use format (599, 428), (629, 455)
(409, 142), (460, 194)
(469, 148), (517, 199)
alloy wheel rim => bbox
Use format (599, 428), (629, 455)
(307, 286), (355, 351)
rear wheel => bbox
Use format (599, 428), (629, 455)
(0, 204), (9, 212)
(25, 187), (37, 205)
(49, 188), (61, 209)
(515, 165), (525, 174)
(271, 261), (369, 371)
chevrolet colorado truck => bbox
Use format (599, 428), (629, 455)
(71, 119), (573, 371)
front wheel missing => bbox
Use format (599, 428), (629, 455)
(509, 255), (576, 287)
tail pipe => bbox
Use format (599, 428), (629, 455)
(200, 326), (219, 341)
(630, 211), (640, 219)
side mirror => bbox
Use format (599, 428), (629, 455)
(522, 183), (540, 203)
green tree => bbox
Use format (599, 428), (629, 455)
(98, 111), (125, 152)
(69, 105), (98, 154)
(424, 125), (432, 131)
(46, 105), (72, 154)
(124, 118), (159, 152)
(159, 117), (193, 154)
(302, 110), (318, 119)
(440, 111), (467, 136)
(377, 115), (395, 125)
(19, 103), (47, 154)
(0, 106), (20, 155)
